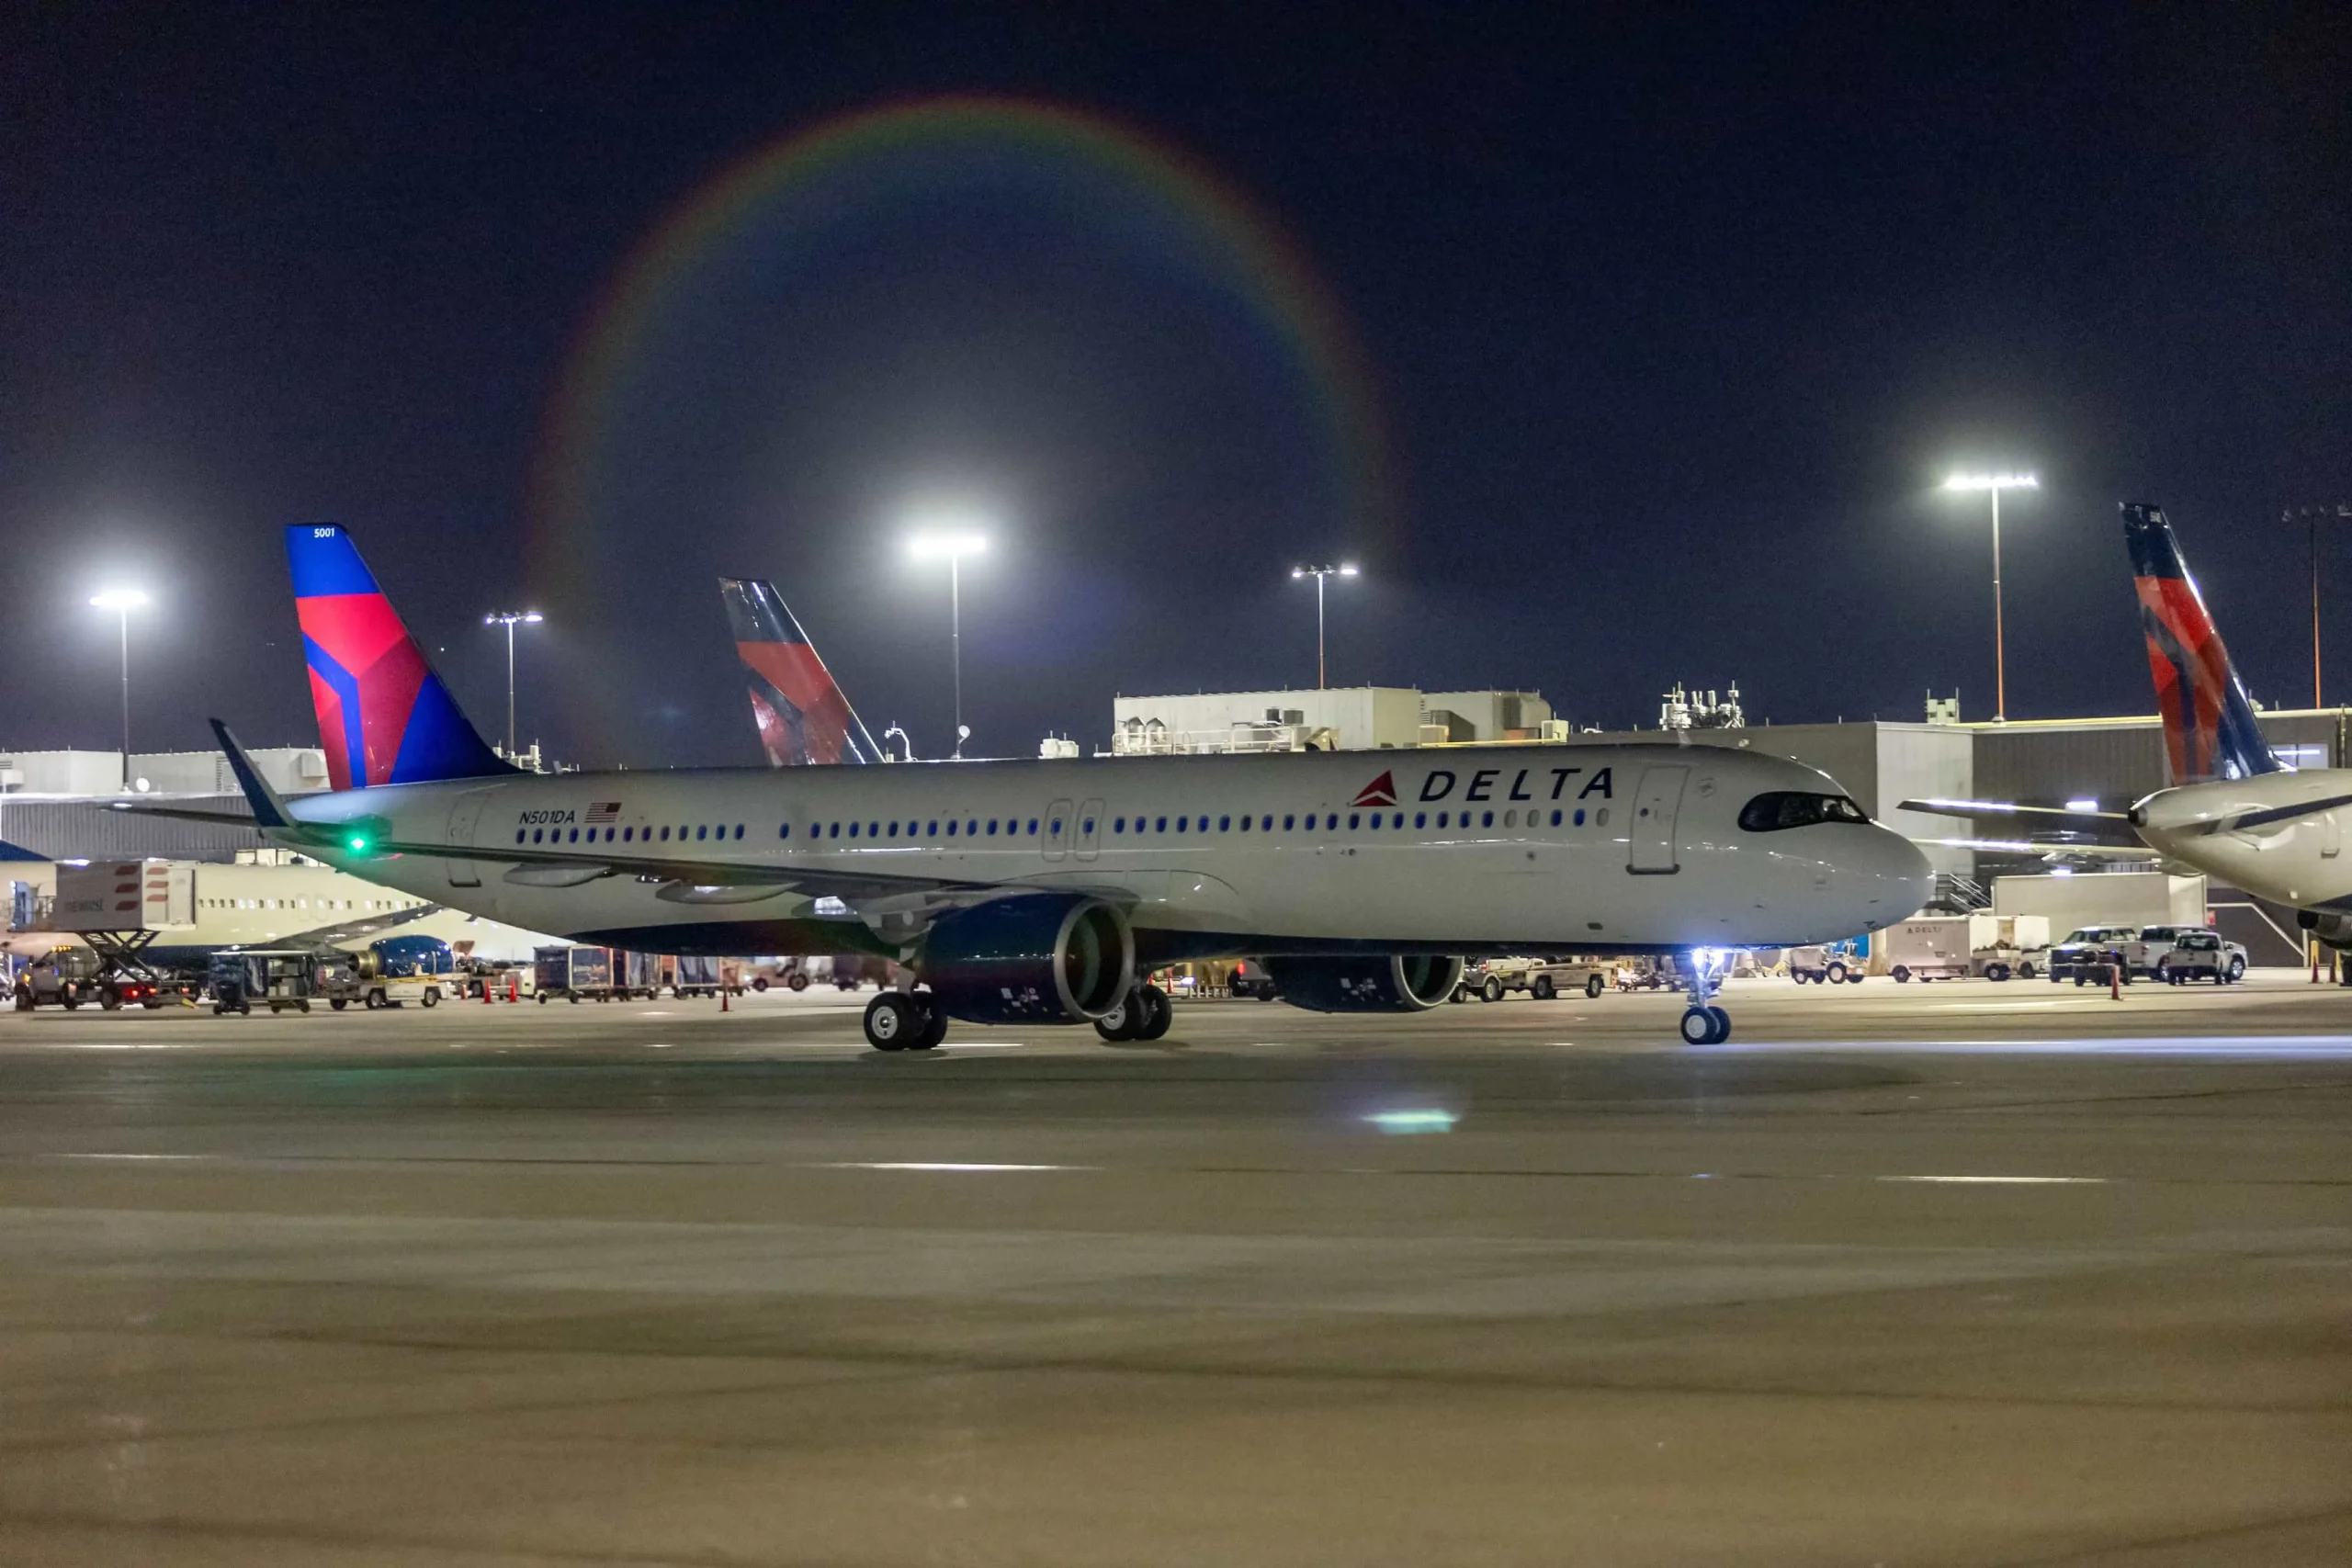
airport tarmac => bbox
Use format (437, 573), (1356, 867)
(0, 977), (2347, 1565)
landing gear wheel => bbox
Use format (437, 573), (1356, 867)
(864, 991), (922, 1051)
(1679, 1007), (1727, 1045)
(1093, 992), (1144, 1042)
(911, 998), (949, 1049)
(1136, 983), (1172, 1041)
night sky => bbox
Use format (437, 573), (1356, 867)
(5, 6), (2347, 770)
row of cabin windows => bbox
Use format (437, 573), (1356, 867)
(518, 807), (1611, 851)
(514, 818), (1609, 851)
(517, 823), (748, 846)
(1110, 807), (1602, 833)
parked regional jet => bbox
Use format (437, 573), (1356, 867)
(718, 578), (881, 766)
(185, 524), (1928, 1048)
(1908, 503), (2352, 951)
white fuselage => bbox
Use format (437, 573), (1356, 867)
(271, 743), (1931, 962)
(2132, 770), (2352, 911)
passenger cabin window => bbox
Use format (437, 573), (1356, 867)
(1736, 792), (1871, 832)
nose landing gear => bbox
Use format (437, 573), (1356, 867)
(1678, 952), (1732, 1044)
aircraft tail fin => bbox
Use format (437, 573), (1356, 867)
(285, 524), (511, 790)
(2121, 502), (2281, 784)
(718, 578), (879, 766)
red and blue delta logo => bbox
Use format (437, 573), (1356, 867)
(1353, 765), (1614, 807)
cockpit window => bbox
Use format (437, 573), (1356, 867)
(1736, 791), (1871, 832)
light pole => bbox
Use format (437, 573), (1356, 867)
(88, 589), (149, 788)
(2291, 504), (2352, 708)
(1289, 563), (1358, 689)
(908, 529), (988, 757)
(1941, 473), (2037, 721)
(482, 610), (543, 758)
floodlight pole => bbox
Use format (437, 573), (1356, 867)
(485, 611), (542, 758)
(114, 605), (131, 788)
(1292, 564), (1357, 690)
(1990, 485), (2006, 723)
(950, 553), (964, 757)
(2302, 505), (2351, 709)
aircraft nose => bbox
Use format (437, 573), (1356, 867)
(1858, 826), (1935, 927)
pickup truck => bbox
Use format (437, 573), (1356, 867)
(1454, 957), (1610, 1001)
(2048, 927), (2139, 985)
(2151, 930), (2248, 985)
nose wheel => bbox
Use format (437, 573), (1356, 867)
(1678, 950), (1733, 1043)
(1679, 1005), (1731, 1044)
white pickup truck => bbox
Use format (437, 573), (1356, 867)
(2144, 929), (2249, 985)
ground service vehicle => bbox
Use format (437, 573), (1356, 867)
(1787, 946), (1864, 984)
(356, 934), (451, 1008)
(2049, 926), (2137, 984)
(536, 945), (617, 1003)
(1229, 958), (1279, 999)
(209, 949), (330, 1014)
(1883, 918), (1971, 982)
(2153, 930), (2247, 984)
(1456, 957), (1608, 1000)
(13, 946), (168, 1010)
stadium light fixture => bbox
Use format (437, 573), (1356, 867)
(1292, 563), (1359, 690)
(1941, 472), (2038, 721)
(907, 527), (990, 756)
(484, 610), (544, 758)
(88, 588), (151, 787)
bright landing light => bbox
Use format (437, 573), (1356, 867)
(88, 588), (150, 611)
(1943, 472), (2039, 491)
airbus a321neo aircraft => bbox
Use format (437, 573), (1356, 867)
(198, 524), (1928, 1049)
(1909, 503), (2352, 951)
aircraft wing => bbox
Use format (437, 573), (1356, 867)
(102, 801), (259, 827)
(1900, 796), (2131, 822)
(1912, 836), (2152, 858)
(346, 831), (1094, 906)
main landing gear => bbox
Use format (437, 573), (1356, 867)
(1679, 952), (1732, 1045)
(864, 990), (949, 1052)
(1093, 983), (1172, 1043)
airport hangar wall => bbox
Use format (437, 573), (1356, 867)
(1113, 688), (1431, 750)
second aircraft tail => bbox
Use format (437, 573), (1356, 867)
(2121, 502), (2280, 784)
(718, 578), (879, 766)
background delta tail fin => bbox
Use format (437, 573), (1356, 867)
(286, 524), (510, 790)
(718, 578), (878, 766)
(2121, 503), (2280, 784)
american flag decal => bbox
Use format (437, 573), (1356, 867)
(585, 802), (621, 824)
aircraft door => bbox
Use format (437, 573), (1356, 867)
(1627, 766), (1688, 874)
(1043, 798), (1073, 862)
(1075, 798), (1104, 861)
(444, 787), (495, 887)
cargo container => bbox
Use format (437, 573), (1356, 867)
(535, 944), (621, 1003)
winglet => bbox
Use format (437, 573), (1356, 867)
(209, 718), (294, 830)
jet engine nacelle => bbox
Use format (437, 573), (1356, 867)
(2298, 908), (2352, 953)
(920, 893), (1135, 1025)
(1262, 953), (1464, 1013)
